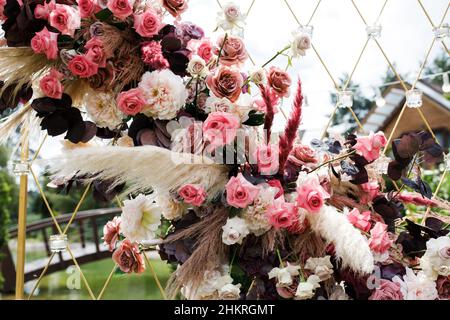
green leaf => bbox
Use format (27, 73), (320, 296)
(95, 8), (113, 21)
(229, 207), (242, 217)
(243, 110), (265, 126)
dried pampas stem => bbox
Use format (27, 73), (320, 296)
(48, 145), (229, 197)
(260, 228), (285, 257)
(291, 230), (326, 263)
(307, 206), (374, 275)
(164, 208), (229, 295)
(0, 103), (32, 144)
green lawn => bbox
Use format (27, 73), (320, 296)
(27, 258), (173, 300)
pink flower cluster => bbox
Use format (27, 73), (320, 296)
(347, 208), (371, 232)
(368, 222), (392, 254)
(353, 131), (387, 163)
(141, 41), (169, 69)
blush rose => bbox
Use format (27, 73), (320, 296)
(133, 10), (161, 38)
(206, 66), (243, 103)
(49, 4), (81, 37)
(353, 131), (387, 163)
(296, 175), (330, 213)
(107, 0), (134, 20)
(215, 35), (248, 67)
(31, 27), (59, 60)
(203, 111), (240, 150)
(267, 66), (292, 98)
(112, 239), (145, 273)
(103, 216), (121, 252)
(68, 54), (99, 78)
(266, 200), (297, 229)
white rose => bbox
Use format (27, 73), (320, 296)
(187, 55), (208, 78)
(222, 216), (250, 245)
(291, 32), (311, 57)
(216, 2), (246, 32)
(218, 283), (241, 300)
(393, 268), (438, 300)
(420, 236), (450, 280)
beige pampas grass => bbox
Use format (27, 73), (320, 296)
(0, 103), (32, 144)
(307, 206), (374, 275)
(48, 145), (229, 197)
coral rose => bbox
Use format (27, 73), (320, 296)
(68, 54), (99, 78)
(112, 239), (145, 273)
(103, 216), (121, 252)
(133, 10), (161, 38)
(178, 184), (207, 206)
(117, 88), (146, 116)
(107, 0), (134, 20)
(39, 68), (64, 99)
(77, 0), (101, 18)
(31, 27), (59, 60)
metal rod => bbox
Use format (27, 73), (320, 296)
(15, 120), (29, 300)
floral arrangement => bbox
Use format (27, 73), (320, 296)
(0, 0), (449, 301)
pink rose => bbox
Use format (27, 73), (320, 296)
(226, 173), (260, 208)
(162, 0), (188, 17)
(34, 0), (56, 20)
(203, 111), (240, 150)
(359, 180), (379, 205)
(353, 131), (387, 162)
(49, 4), (81, 37)
(103, 216), (121, 252)
(214, 35), (248, 67)
(178, 184), (207, 206)
(0, 0), (6, 21)
(267, 66), (292, 98)
(141, 41), (169, 69)
(368, 222), (392, 254)
(31, 27), (59, 60)
(369, 280), (403, 300)
(266, 200), (297, 229)
(39, 68), (64, 99)
(296, 175), (330, 213)
(85, 37), (106, 68)
(112, 239), (145, 274)
(133, 10), (161, 38)
(288, 143), (318, 167)
(117, 88), (146, 115)
(77, 0), (101, 18)
(188, 38), (213, 63)
(107, 0), (134, 20)
(68, 54), (99, 78)
(255, 144), (279, 175)
(347, 208), (371, 232)
(206, 66), (243, 103)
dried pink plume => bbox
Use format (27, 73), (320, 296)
(259, 84), (275, 144)
(278, 78), (303, 175)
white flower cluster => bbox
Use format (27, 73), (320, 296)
(420, 236), (450, 280)
(393, 267), (438, 300)
(84, 91), (123, 130)
(304, 255), (334, 281)
(181, 266), (241, 300)
(242, 185), (278, 236)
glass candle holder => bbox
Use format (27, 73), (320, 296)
(12, 160), (29, 176)
(298, 25), (313, 38)
(49, 234), (68, 253)
(337, 90), (353, 108)
(366, 24), (382, 39)
(433, 23), (449, 40)
(405, 89), (423, 108)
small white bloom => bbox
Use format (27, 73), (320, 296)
(204, 96), (236, 114)
(120, 194), (162, 242)
(216, 2), (246, 33)
(222, 216), (250, 245)
(420, 236), (450, 280)
(218, 283), (241, 300)
(268, 263), (301, 287)
(393, 267), (438, 300)
(187, 55), (208, 78)
(291, 31), (311, 57)
(304, 256), (334, 281)
(249, 68), (266, 85)
(295, 275), (321, 300)
(138, 69), (188, 120)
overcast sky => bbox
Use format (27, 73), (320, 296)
(36, 0), (449, 159)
